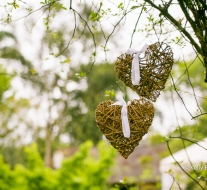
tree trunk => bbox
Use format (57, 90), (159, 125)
(204, 55), (207, 83)
(44, 124), (52, 167)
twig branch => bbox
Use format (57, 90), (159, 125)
(169, 136), (207, 151)
(69, 7), (97, 75)
(170, 83), (199, 177)
(192, 112), (207, 119)
(170, 73), (193, 118)
(56, 10), (77, 56)
(129, 3), (146, 47)
(167, 141), (205, 190)
(13, 0), (60, 21)
(183, 56), (202, 114)
(104, 9), (133, 54)
(168, 172), (182, 190)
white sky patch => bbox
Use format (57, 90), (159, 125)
(53, 86), (62, 99)
(66, 79), (88, 92)
(66, 81), (78, 92)
(60, 133), (71, 144)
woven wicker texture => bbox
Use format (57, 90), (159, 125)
(115, 42), (174, 102)
(95, 98), (154, 159)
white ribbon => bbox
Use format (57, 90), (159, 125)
(111, 96), (130, 138)
(126, 44), (149, 85)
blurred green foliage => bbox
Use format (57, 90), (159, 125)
(0, 140), (116, 190)
(0, 66), (11, 99)
(0, 28), (120, 166)
(149, 133), (165, 145)
(64, 62), (123, 145)
(185, 163), (207, 190)
(139, 155), (153, 165)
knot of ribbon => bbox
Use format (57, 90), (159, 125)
(111, 96), (130, 138)
(126, 44), (149, 85)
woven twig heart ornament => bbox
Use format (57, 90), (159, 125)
(95, 98), (154, 159)
(115, 42), (174, 102)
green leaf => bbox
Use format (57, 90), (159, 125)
(131, 6), (139, 10)
(60, 57), (71, 64)
(60, 4), (67, 10)
(118, 2), (123, 9)
(92, 51), (96, 56)
(79, 71), (86, 77)
(105, 90), (115, 98)
(168, 169), (172, 173)
(175, 86), (180, 91)
(30, 69), (37, 74)
(164, 136), (169, 142)
(75, 71), (86, 78)
(90, 11), (101, 21)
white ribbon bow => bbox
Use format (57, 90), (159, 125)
(111, 96), (130, 138)
(126, 44), (149, 85)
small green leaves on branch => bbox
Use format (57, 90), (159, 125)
(7, 1), (20, 9)
(90, 11), (101, 21)
(170, 36), (186, 47)
(118, 2), (124, 9)
(100, 45), (109, 52)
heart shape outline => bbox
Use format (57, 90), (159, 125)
(115, 42), (174, 102)
(95, 98), (154, 159)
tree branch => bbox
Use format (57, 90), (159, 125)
(198, 0), (207, 10)
(170, 136), (207, 150)
(14, 0), (60, 21)
(167, 141), (205, 190)
(144, 0), (202, 54)
(170, 74), (193, 118)
(70, 7), (97, 75)
(192, 112), (207, 119)
(129, 5), (144, 47)
(177, 0), (199, 34)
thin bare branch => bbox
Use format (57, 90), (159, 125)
(170, 83), (199, 177)
(170, 136), (207, 151)
(129, 4), (145, 47)
(167, 141), (205, 190)
(56, 10), (77, 56)
(192, 112), (207, 119)
(169, 173), (182, 190)
(70, 8), (97, 75)
(104, 9), (132, 52)
(13, 0), (60, 21)
(183, 57), (202, 114)
(170, 74), (193, 118)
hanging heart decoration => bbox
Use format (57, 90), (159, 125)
(115, 42), (174, 102)
(95, 97), (154, 159)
